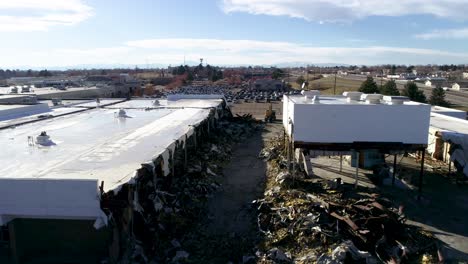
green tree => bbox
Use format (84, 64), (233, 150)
(211, 70), (223, 82)
(429, 85), (450, 107)
(402, 81), (426, 103)
(380, 79), (400, 95)
(391, 65), (396, 75)
(271, 68), (284, 80)
(296, 76), (305, 85)
(38, 69), (52, 77)
(187, 72), (194, 81)
(359, 76), (379, 93)
(177, 65), (187, 75)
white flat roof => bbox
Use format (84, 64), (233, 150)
(0, 98), (222, 224)
(69, 98), (126, 108)
(287, 95), (423, 106)
(108, 98), (223, 109)
(430, 113), (468, 134)
(0, 86), (99, 95)
(0, 107), (86, 129)
(0, 107), (212, 192)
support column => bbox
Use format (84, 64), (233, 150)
(193, 130), (197, 149)
(392, 154), (397, 186)
(418, 149), (425, 200)
(171, 149), (175, 177)
(292, 147), (296, 175)
(354, 150), (359, 188)
(339, 154), (343, 172)
(184, 135), (188, 172)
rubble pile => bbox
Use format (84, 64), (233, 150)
(255, 137), (440, 264)
(105, 116), (263, 263)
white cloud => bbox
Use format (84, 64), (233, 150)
(221, 0), (468, 23)
(0, 0), (93, 31)
(4, 38), (468, 67)
(415, 27), (468, 39)
(125, 38), (468, 65)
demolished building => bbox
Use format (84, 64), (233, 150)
(428, 112), (468, 179)
(283, 91), (431, 195)
(0, 96), (229, 263)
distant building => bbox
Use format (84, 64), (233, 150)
(463, 72), (468, 79)
(253, 79), (284, 91)
(452, 83), (461, 91)
(427, 77), (447, 87)
(425, 80), (432, 87)
(386, 75), (400, 79)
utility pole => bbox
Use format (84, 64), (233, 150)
(333, 72), (337, 95)
(380, 70), (384, 90)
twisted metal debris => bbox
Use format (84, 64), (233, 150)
(255, 136), (441, 264)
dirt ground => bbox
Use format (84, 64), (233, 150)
(184, 123), (283, 263)
(229, 101), (283, 120)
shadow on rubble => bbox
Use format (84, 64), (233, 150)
(377, 162), (468, 261)
(252, 133), (463, 263)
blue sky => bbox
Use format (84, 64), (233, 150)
(2, 0), (468, 68)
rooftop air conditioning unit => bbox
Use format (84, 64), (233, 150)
(301, 90), (320, 102)
(382, 96), (409, 105)
(343, 91), (363, 102)
(361, 94), (383, 104)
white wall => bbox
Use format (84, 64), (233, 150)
(283, 95), (295, 135)
(289, 101), (431, 145)
(0, 179), (103, 225)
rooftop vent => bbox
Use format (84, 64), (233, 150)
(117, 108), (129, 118)
(35, 131), (55, 146)
(301, 90), (320, 102)
(343, 92), (363, 102)
(361, 94), (383, 104)
(382, 96), (409, 105)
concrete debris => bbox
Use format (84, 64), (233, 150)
(255, 136), (440, 263)
(317, 240), (377, 264)
(172, 250), (189, 262)
(242, 255), (255, 263)
(275, 172), (290, 184)
(267, 247), (292, 263)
